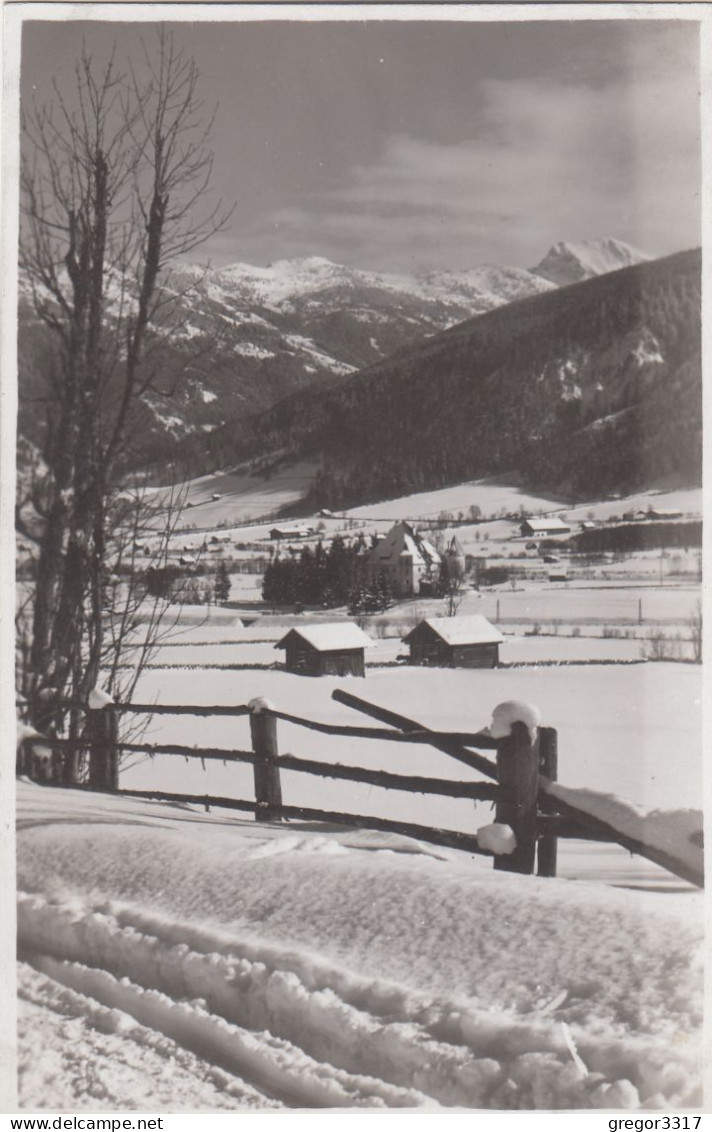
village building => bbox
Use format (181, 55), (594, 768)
(269, 524), (313, 540)
(403, 615), (503, 669)
(519, 517), (571, 537)
(369, 521), (441, 597)
(647, 508), (683, 521)
(275, 622), (372, 677)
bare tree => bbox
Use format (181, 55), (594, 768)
(437, 536), (467, 617)
(18, 30), (231, 781)
(687, 599), (702, 663)
(440, 569), (466, 618)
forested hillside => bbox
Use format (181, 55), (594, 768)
(198, 249), (700, 507)
(16, 255), (553, 473)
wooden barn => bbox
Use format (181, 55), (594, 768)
(275, 623), (372, 677)
(269, 524), (313, 540)
(403, 615), (503, 669)
(519, 517), (571, 537)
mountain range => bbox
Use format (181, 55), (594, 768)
(196, 247), (701, 506)
(17, 238), (648, 471)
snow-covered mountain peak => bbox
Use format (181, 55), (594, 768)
(193, 256), (361, 306)
(409, 263), (555, 306)
(532, 238), (649, 287)
(169, 241), (650, 314)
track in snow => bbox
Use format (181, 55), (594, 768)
(18, 894), (433, 1109)
(18, 891), (691, 1111)
(17, 962), (280, 1112)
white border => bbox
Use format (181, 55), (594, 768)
(2, 2), (708, 1122)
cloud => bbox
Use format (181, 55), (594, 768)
(236, 61), (700, 272)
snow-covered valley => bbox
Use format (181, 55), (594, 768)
(12, 389), (705, 1117)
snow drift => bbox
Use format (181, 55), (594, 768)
(16, 782), (704, 1112)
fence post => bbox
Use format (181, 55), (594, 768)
(106, 707), (119, 789)
(249, 697), (283, 822)
(537, 726), (558, 877)
(87, 705), (119, 789)
(494, 720), (539, 875)
(87, 688), (119, 790)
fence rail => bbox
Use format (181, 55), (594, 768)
(113, 740), (501, 801)
(18, 687), (703, 888)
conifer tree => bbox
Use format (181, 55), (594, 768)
(214, 559), (231, 604)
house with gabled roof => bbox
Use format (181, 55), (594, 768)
(275, 622), (372, 677)
(519, 517), (571, 537)
(403, 615), (503, 669)
(369, 522), (441, 597)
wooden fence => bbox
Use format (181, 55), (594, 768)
(18, 689), (703, 887)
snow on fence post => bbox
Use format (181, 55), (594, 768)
(494, 715), (540, 876)
(86, 688), (119, 790)
(248, 697), (283, 823)
(537, 727), (558, 877)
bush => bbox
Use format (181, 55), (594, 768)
(687, 600), (702, 662)
(479, 566), (510, 586)
(641, 629), (678, 661)
(573, 520), (701, 555)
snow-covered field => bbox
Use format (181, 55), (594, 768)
(133, 627), (666, 668)
(119, 660), (702, 888)
(147, 463), (701, 536)
(460, 584), (701, 626)
(344, 481), (701, 525)
(149, 460), (318, 528)
(13, 619), (705, 1112)
(16, 781), (705, 1112)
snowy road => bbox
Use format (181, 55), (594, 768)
(16, 782), (704, 1112)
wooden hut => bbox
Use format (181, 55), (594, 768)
(403, 615), (503, 669)
(275, 623), (372, 677)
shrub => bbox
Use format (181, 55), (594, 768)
(480, 566), (510, 586)
(687, 600), (702, 662)
(641, 630), (678, 661)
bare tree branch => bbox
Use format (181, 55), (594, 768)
(18, 30), (233, 783)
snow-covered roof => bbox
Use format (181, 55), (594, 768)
(276, 623), (373, 652)
(270, 525), (311, 537)
(371, 522), (441, 568)
(404, 615), (503, 646)
(521, 518), (570, 533)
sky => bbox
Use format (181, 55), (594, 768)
(20, 15), (701, 274)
